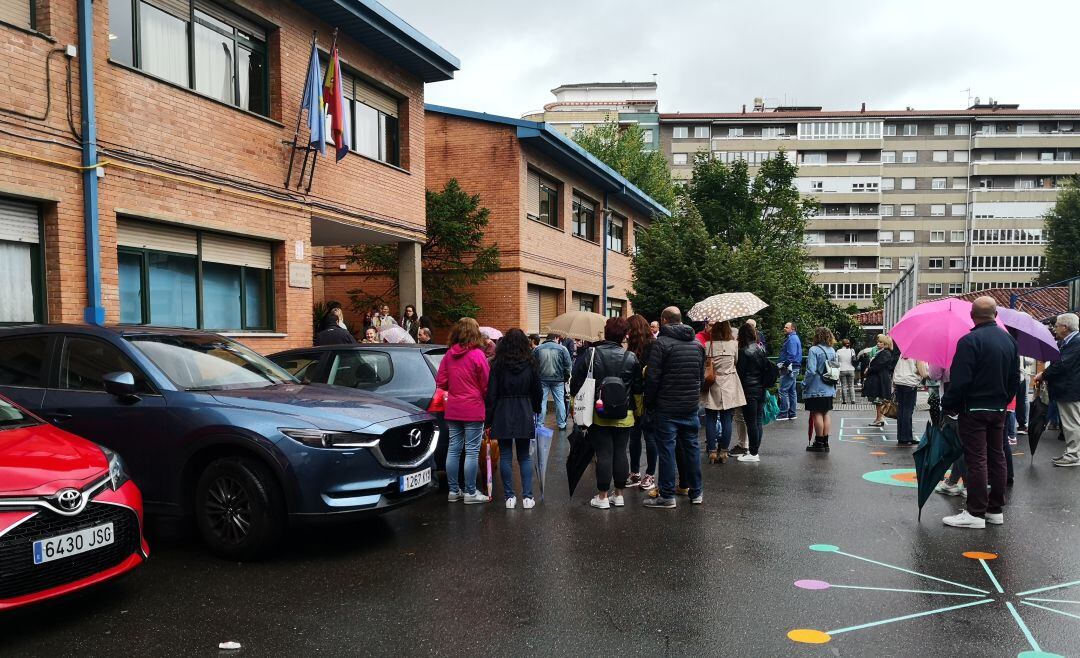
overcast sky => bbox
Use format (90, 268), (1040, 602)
(381, 0), (1080, 117)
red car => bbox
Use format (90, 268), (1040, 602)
(0, 393), (148, 610)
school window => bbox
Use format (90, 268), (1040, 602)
(117, 219), (273, 331)
(884, 125), (897, 136)
(527, 171), (560, 227)
(928, 258), (944, 269)
(951, 203), (966, 216)
(952, 177), (967, 189)
(605, 299), (624, 318)
(949, 283), (963, 294)
(881, 178), (894, 191)
(950, 257), (964, 269)
(953, 151), (969, 162)
(109, 0), (269, 116)
(900, 204), (915, 216)
(573, 293), (596, 313)
(950, 230), (966, 242)
(899, 231), (915, 243)
(902, 151), (917, 164)
(878, 257), (893, 270)
(880, 204), (894, 216)
(0, 198), (45, 324)
(903, 124), (918, 136)
(901, 178), (915, 190)
(928, 283), (943, 296)
(572, 196), (596, 242)
(694, 126), (711, 139)
(878, 231), (893, 243)
(633, 223), (645, 255)
(672, 126), (688, 139)
(606, 215), (625, 252)
(934, 124), (948, 136)
(882, 151), (896, 164)
(1, 0), (33, 28)
(931, 204), (945, 216)
(932, 178), (946, 190)
(954, 124), (969, 136)
(932, 151), (948, 162)
(672, 153), (688, 166)
(930, 230), (945, 242)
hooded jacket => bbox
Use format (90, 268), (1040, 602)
(645, 323), (705, 415)
(486, 359), (543, 439)
(435, 344), (490, 422)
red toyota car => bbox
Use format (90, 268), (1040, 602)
(0, 393), (148, 611)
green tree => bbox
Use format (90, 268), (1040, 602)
(1039, 176), (1080, 284)
(572, 120), (677, 211)
(347, 179), (499, 327)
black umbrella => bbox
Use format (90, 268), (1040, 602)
(1027, 394), (1049, 458)
(912, 421), (964, 520)
(565, 427), (594, 496)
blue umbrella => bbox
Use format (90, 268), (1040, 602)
(531, 425), (554, 501)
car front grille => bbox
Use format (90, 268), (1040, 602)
(0, 502), (141, 600)
(377, 421), (436, 466)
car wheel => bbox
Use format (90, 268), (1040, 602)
(195, 456), (284, 561)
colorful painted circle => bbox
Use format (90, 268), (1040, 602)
(962, 551), (999, 560)
(794, 579), (831, 590)
(809, 544), (840, 553)
(1017, 652), (1065, 658)
(787, 629), (831, 644)
(862, 468), (919, 488)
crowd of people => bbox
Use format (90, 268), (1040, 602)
(314, 301), (435, 346)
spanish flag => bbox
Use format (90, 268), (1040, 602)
(322, 45), (350, 162)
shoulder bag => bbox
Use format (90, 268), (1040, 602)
(702, 341), (716, 391)
(572, 348), (597, 427)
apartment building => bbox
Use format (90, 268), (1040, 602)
(522, 81), (660, 150)
(424, 106), (668, 334)
(660, 103), (1080, 307)
(0, 0), (456, 351)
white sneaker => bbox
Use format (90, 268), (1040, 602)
(943, 510), (985, 529)
(590, 495), (610, 509)
(985, 512), (1004, 525)
(464, 491), (490, 505)
(691, 494), (703, 504)
(505, 496), (517, 509)
(447, 491), (463, 502)
(611, 495), (625, 507)
(522, 497), (536, 509)
(935, 481), (966, 497)
(737, 453), (760, 462)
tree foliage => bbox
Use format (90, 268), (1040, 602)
(347, 179), (499, 327)
(572, 120), (677, 211)
(1039, 176), (1080, 284)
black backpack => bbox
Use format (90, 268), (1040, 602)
(595, 349), (632, 420)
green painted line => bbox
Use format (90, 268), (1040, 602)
(981, 559), (1004, 594)
(1021, 600), (1080, 621)
(1006, 601), (1042, 652)
(1023, 597), (1080, 604)
(832, 584), (984, 597)
(835, 551), (990, 594)
(1017, 579), (1080, 597)
(827, 598), (993, 635)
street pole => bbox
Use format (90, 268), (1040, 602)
(602, 205), (611, 315)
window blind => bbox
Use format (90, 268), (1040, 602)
(0, 198), (39, 244)
(201, 232), (272, 269)
(117, 219), (198, 255)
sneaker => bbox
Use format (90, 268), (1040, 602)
(626, 473), (642, 488)
(935, 481), (966, 497)
(1017, 426), (1028, 435)
(729, 446), (748, 456)
(463, 491), (490, 504)
(640, 474), (657, 491)
(1052, 456), (1080, 467)
(690, 494), (703, 504)
(522, 497), (536, 509)
(447, 491), (463, 502)
(590, 495), (610, 510)
(505, 496), (517, 509)
(611, 495), (625, 507)
(788, 415), (798, 421)
(643, 496), (676, 509)
(558, 425), (567, 430)
(1008, 436), (1018, 446)
(985, 512), (1004, 525)
(943, 510), (986, 529)
(737, 453), (760, 462)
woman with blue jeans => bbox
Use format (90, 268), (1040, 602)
(701, 321), (745, 464)
(486, 328), (543, 509)
(435, 317), (492, 504)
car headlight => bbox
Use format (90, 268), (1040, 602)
(100, 446), (130, 490)
(279, 428), (381, 449)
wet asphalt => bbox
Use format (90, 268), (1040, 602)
(2, 407), (1078, 658)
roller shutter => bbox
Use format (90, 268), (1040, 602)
(0, 198), (39, 244)
(355, 80), (399, 117)
(526, 286), (540, 334)
(539, 288), (559, 333)
(201, 233), (272, 269)
(144, 0), (190, 20)
(117, 219), (198, 255)
(526, 171), (540, 218)
(0, 0), (32, 28)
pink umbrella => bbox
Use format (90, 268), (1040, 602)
(890, 299), (1004, 368)
(479, 326), (502, 340)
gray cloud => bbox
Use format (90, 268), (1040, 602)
(382, 0), (1080, 116)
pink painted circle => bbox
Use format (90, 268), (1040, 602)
(794, 579), (831, 590)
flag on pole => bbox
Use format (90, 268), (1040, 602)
(322, 44), (350, 161)
(301, 39), (326, 156)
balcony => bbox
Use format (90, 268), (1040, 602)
(972, 160), (1080, 176)
(971, 188), (1061, 202)
(973, 132), (1080, 149)
(805, 243), (880, 257)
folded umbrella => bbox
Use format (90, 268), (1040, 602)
(1026, 389), (1049, 457)
(565, 427), (594, 496)
(688, 292), (768, 323)
(996, 307), (1060, 362)
(531, 425), (554, 501)
(546, 310), (608, 342)
(912, 421), (964, 520)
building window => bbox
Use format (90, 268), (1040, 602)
(672, 126), (688, 139)
(952, 177), (967, 189)
(801, 152), (826, 165)
(821, 283), (878, 300)
(117, 220), (273, 331)
(527, 170), (560, 227)
(851, 182), (878, 192)
(633, 223), (645, 255)
(694, 126), (711, 139)
(928, 283), (943, 296)
(931, 204), (945, 216)
(969, 255), (1043, 272)
(879, 257), (893, 270)
(1, 0), (33, 28)
(955, 124), (969, 136)
(899, 230), (915, 243)
(900, 204), (915, 216)
(950, 257), (964, 269)
(882, 151), (896, 164)
(880, 204), (894, 216)
(672, 153), (688, 166)
(605, 298), (624, 318)
(950, 230), (966, 242)
(844, 232), (860, 243)
(640, 129), (653, 145)
(846, 151), (861, 163)
(572, 196), (596, 241)
(902, 151), (917, 164)
(727, 127), (743, 138)
(607, 215), (625, 252)
(901, 178), (915, 190)
(878, 231), (893, 243)
(949, 283), (963, 294)
(970, 229), (1045, 244)
(110, 0), (269, 116)
(843, 257), (859, 270)
(762, 127), (787, 138)
(934, 124), (948, 136)
(951, 203), (966, 216)
(903, 124), (918, 136)
(0, 198), (44, 324)
(928, 257), (944, 269)
(932, 178), (946, 190)
(884, 124), (897, 136)
(899, 257), (913, 270)
(930, 230), (945, 242)
(932, 151), (948, 162)
(881, 178), (894, 191)
(953, 151), (969, 162)
(342, 74), (401, 166)
(797, 121), (883, 139)
(810, 180), (824, 192)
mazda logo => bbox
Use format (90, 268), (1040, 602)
(56, 488), (82, 512)
(403, 428), (424, 449)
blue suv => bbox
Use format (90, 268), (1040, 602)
(0, 325), (438, 560)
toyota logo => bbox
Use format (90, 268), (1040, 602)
(56, 488), (82, 512)
(402, 428), (424, 449)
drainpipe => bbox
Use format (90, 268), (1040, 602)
(78, 0), (104, 325)
(602, 192), (610, 313)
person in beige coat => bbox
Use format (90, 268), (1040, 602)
(701, 321), (747, 463)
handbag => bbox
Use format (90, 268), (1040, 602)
(814, 346), (840, 386)
(702, 341), (716, 390)
(880, 397), (899, 419)
(572, 348), (597, 427)
(762, 390), (780, 425)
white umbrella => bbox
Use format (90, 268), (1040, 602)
(688, 292), (768, 323)
(545, 310), (608, 342)
(379, 325), (415, 344)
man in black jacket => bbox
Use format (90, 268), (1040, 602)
(643, 306), (706, 508)
(940, 297), (1020, 529)
(1035, 313), (1080, 467)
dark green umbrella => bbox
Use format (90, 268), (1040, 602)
(912, 421), (964, 520)
(565, 427), (594, 496)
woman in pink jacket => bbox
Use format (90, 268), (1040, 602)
(435, 317), (492, 504)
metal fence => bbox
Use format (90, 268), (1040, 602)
(882, 254), (918, 332)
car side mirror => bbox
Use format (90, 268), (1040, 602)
(103, 371), (139, 401)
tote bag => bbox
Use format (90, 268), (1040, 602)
(572, 348), (597, 427)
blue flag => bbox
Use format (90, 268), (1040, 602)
(301, 40), (326, 156)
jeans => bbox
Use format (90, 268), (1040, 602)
(540, 381), (567, 428)
(653, 413), (702, 500)
(958, 411), (1007, 517)
(743, 395), (765, 455)
(839, 371), (856, 404)
(779, 368), (799, 417)
(446, 420), (484, 495)
(498, 437), (533, 500)
(588, 425), (630, 492)
(895, 384), (918, 443)
(629, 418), (657, 475)
(704, 408), (734, 452)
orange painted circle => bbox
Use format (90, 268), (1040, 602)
(890, 471), (918, 483)
(870, 451), (887, 456)
(963, 551), (998, 560)
(788, 629), (831, 644)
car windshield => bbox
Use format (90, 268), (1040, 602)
(423, 348), (447, 372)
(127, 335), (298, 391)
(0, 397), (37, 430)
